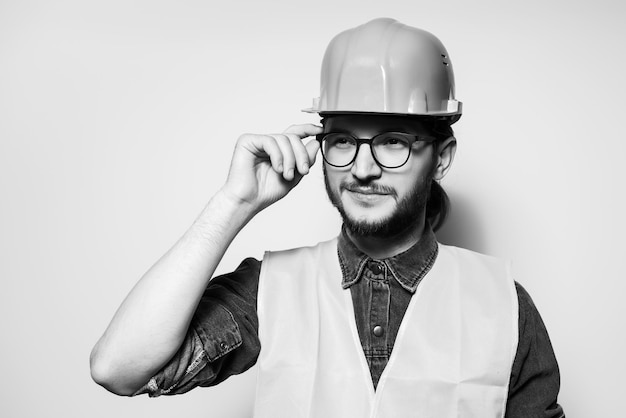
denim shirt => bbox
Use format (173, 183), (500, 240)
(135, 228), (565, 417)
(338, 226), (438, 388)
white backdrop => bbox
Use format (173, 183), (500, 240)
(1, 0), (624, 416)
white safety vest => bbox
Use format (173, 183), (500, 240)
(255, 238), (518, 418)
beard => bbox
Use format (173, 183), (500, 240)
(324, 171), (433, 238)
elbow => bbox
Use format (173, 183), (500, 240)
(89, 346), (143, 397)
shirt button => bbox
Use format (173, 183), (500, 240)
(373, 325), (384, 337)
(369, 262), (383, 275)
(219, 341), (228, 351)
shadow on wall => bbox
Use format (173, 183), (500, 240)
(436, 191), (488, 254)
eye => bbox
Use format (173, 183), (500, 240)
(325, 134), (355, 149)
(376, 134), (409, 149)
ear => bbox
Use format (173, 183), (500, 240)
(433, 136), (457, 180)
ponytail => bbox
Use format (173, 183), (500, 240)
(426, 180), (450, 232)
(425, 118), (453, 231)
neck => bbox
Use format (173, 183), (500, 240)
(346, 215), (427, 259)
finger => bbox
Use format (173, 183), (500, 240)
(271, 134), (297, 181)
(282, 123), (323, 138)
(285, 133), (312, 175)
(240, 134), (284, 173)
(305, 139), (320, 166)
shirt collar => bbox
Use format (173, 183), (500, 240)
(337, 224), (438, 294)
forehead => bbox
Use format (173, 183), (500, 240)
(322, 114), (432, 136)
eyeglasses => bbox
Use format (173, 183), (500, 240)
(316, 132), (437, 169)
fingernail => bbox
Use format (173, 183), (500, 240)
(302, 162), (309, 173)
(277, 164), (283, 172)
(287, 168), (294, 179)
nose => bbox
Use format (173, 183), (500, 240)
(351, 143), (382, 181)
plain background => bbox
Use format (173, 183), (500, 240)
(1, 0), (624, 416)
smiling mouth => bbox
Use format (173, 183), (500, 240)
(348, 188), (384, 195)
(343, 185), (394, 196)
(342, 186), (395, 205)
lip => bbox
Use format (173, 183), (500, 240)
(344, 188), (391, 204)
(344, 186), (391, 195)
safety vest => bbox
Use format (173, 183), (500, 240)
(255, 238), (518, 418)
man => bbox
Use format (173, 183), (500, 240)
(91, 18), (564, 417)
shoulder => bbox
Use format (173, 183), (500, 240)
(259, 238), (341, 295)
(437, 243), (506, 265)
(203, 257), (263, 310)
(508, 282), (564, 416)
(433, 249), (550, 337)
(511, 281), (561, 385)
(514, 281), (535, 311)
(263, 237), (338, 262)
(513, 281), (550, 339)
(436, 244), (512, 283)
(434, 246), (535, 312)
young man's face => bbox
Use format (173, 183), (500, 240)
(322, 114), (442, 238)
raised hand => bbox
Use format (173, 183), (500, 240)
(221, 123), (322, 213)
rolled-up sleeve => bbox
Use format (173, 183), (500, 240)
(134, 257), (261, 397)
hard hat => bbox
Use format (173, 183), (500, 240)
(304, 18), (462, 122)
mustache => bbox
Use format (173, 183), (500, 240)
(341, 181), (397, 196)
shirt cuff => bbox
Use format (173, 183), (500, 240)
(194, 302), (243, 362)
(134, 302), (243, 397)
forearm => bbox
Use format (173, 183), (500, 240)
(91, 124), (321, 395)
(90, 189), (256, 395)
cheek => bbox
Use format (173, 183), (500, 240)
(392, 162), (435, 197)
(403, 151), (437, 180)
(323, 166), (347, 189)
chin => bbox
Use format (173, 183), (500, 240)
(324, 175), (429, 238)
(341, 195), (395, 219)
(334, 190), (426, 238)
(340, 205), (405, 237)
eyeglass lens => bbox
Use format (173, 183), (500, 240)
(321, 133), (414, 168)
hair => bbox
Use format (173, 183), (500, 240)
(320, 113), (455, 232)
(426, 181), (450, 232)
(423, 117), (454, 232)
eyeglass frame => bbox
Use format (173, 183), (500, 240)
(316, 131), (438, 169)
